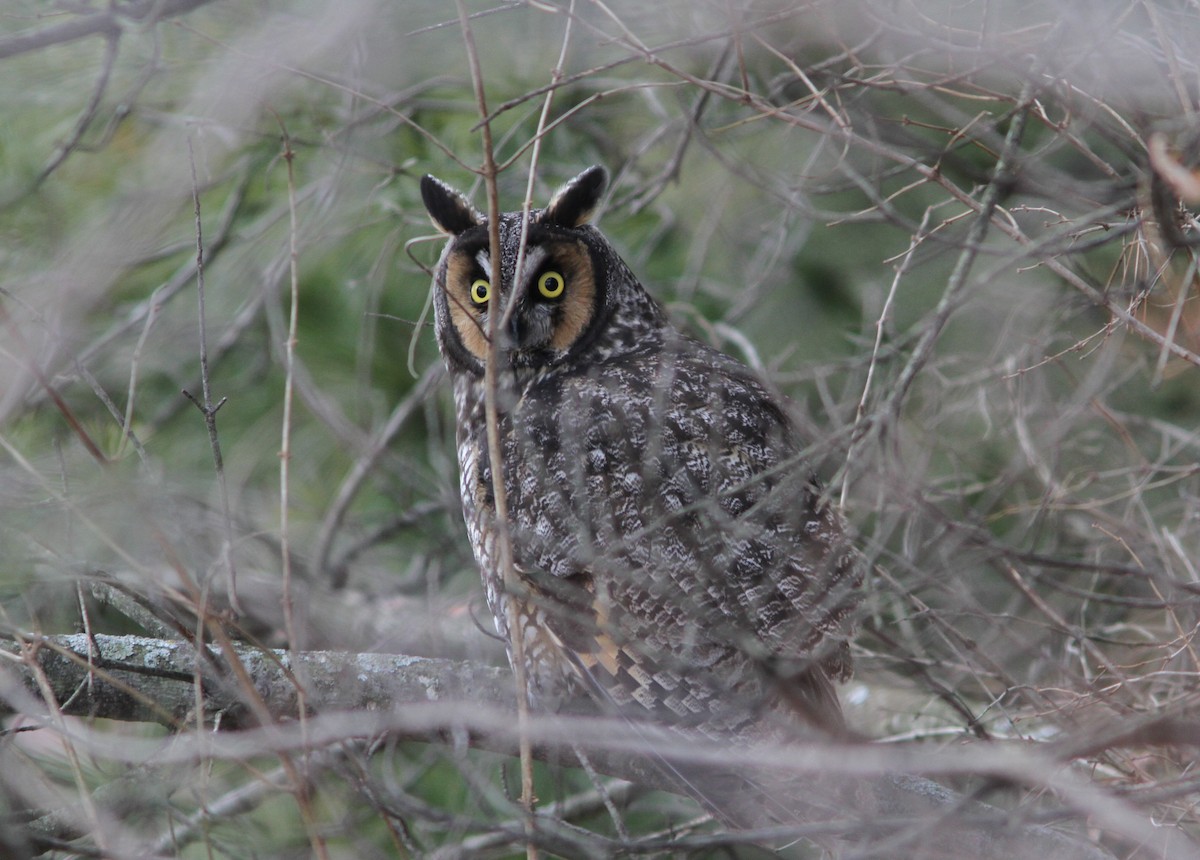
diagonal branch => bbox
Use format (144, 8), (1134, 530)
(0, 0), (219, 61)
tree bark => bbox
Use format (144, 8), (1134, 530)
(0, 633), (1125, 860)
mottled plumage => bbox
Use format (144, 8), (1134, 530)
(420, 167), (860, 738)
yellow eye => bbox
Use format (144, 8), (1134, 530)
(469, 279), (490, 305)
(537, 270), (565, 299)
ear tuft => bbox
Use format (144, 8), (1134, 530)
(420, 174), (483, 235)
(541, 166), (607, 228)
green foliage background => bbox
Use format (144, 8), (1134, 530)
(1, 1), (1198, 857)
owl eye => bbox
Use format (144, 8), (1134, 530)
(469, 279), (490, 305)
(537, 270), (565, 299)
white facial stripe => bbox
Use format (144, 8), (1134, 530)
(517, 245), (548, 297)
(471, 244), (548, 297)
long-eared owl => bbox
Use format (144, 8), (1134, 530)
(420, 166), (860, 737)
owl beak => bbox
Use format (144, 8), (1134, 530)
(506, 312), (525, 347)
(506, 305), (552, 352)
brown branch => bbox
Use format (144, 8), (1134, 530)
(0, 633), (1140, 860)
(455, 2), (540, 854)
(0, 297), (109, 465)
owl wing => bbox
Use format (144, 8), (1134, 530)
(507, 344), (859, 735)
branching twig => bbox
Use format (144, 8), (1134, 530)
(181, 139), (241, 616)
(0, 0), (219, 61)
(34, 30), (120, 186)
(882, 84), (1037, 425)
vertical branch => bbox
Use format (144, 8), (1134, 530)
(17, 636), (108, 852)
(273, 117), (332, 860)
(181, 136), (329, 860)
(181, 139), (241, 616)
(839, 206), (932, 508)
(276, 122), (303, 660)
(517, 0), (575, 245)
(454, 3), (538, 857)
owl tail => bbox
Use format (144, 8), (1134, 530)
(776, 664), (852, 738)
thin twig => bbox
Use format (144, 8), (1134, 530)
(75, 362), (148, 464)
(0, 0), (218, 61)
(75, 167), (249, 371)
(840, 205), (933, 508)
(34, 29), (120, 186)
(14, 635), (109, 853)
(0, 297), (109, 464)
(882, 88), (1037, 424)
(181, 138), (241, 616)
(455, 3), (539, 857)
(315, 363), (442, 588)
(275, 121), (303, 659)
(270, 117), (332, 860)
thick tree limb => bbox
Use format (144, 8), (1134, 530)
(0, 633), (1140, 859)
(0, 633), (512, 729)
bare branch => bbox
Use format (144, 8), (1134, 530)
(0, 0), (219, 61)
(0, 633), (1132, 860)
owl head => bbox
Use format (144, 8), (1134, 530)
(420, 166), (663, 376)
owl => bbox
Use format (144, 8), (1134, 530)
(419, 166), (860, 740)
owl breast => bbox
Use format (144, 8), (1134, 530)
(454, 332), (858, 733)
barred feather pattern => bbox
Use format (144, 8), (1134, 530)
(424, 167), (861, 740)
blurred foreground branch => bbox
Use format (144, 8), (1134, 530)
(0, 633), (1128, 859)
(0, 0), (219, 61)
